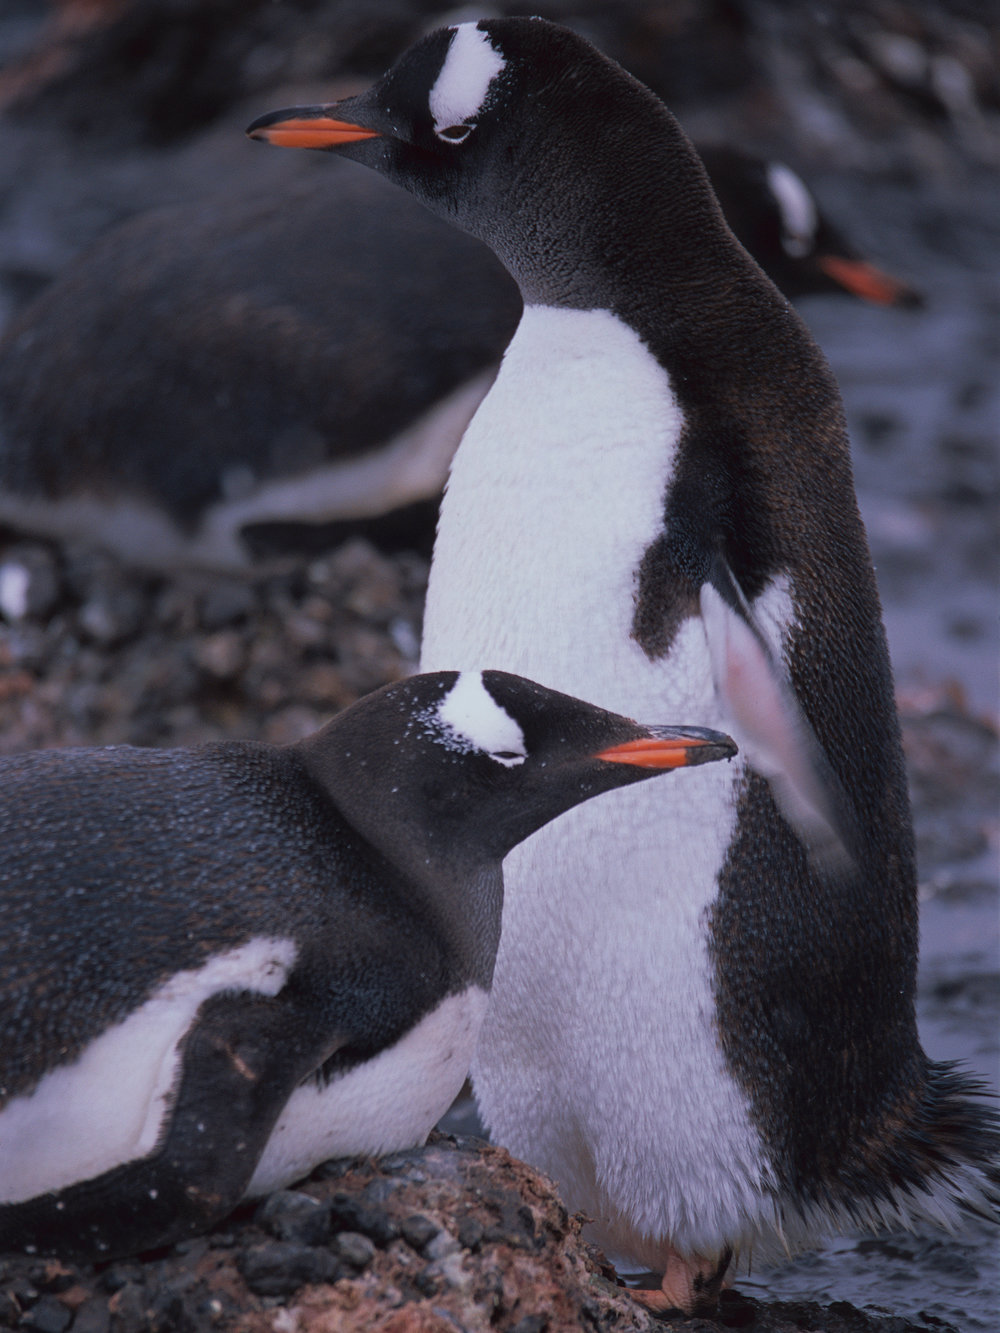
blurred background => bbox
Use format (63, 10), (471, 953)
(0, 2), (996, 1326)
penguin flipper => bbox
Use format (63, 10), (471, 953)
(0, 990), (344, 1262)
(699, 566), (852, 872)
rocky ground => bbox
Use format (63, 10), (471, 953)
(0, 1135), (975, 1333)
(0, 3), (996, 1331)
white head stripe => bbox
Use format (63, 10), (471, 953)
(429, 24), (506, 133)
(436, 672), (526, 762)
(766, 162), (818, 257)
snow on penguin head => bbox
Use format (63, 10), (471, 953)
(424, 672), (527, 767)
(428, 24), (507, 141)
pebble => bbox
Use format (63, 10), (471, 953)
(0, 534), (425, 755)
(76, 586), (146, 647)
(19, 1295), (71, 1333)
(0, 1133), (967, 1332)
(334, 1232), (376, 1270)
(237, 1242), (342, 1298)
(423, 1230), (461, 1263)
(68, 1299), (110, 1333)
(255, 1191), (330, 1247)
(193, 628), (246, 679)
(198, 580), (257, 630)
(400, 1214), (441, 1254)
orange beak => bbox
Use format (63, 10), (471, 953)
(597, 728), (736, 769)
(247, 109), (381, 150)
(817, 255), (920, 307)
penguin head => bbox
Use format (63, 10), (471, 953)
(298, 669), (736, 870)
(247, 18), (717, 306)
(699, 146), (923, 306)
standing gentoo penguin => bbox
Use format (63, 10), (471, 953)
(248, 19), (999, 1314)
(0, 669), (734, 1261)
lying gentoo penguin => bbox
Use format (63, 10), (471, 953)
(248, 17), (999, 1314)
(0, 151), (916, 571)
(0, 669), (734, 1261)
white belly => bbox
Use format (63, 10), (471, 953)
(421, 306), (773, 1262)
(247, 986), (487, 1196)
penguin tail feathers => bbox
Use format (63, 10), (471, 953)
(760, 1062), (1000, 1266)
(832, 1061), (1000, 1237)
(907, 1061), (1000, 1226)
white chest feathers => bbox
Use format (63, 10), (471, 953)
(420, 303), (790, 1262)
(422, 304), (689, 709)
(247, 986), (487, 1195)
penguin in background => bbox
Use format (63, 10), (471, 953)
(0, 143), (917, 571)
(248, 19), (999, 1315)
(0, 668), (734, 1261)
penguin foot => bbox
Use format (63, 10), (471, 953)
(628, 1245), (733, 1316)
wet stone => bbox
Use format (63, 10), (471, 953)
(18, 1295), (71, 1333)
(717, 1288), (757, 1328)
(194, 629), (246, 679)
(413, 1266), (440, 1297)
(423, 1229), (460, 1262)
(169, 1238), (209, 1261)
(334, 1232), (376, 1270)
(106, 1282), (144, 1333)
(70, 1299), (111, 1333)
(141, 1285), (184, 1332)
(456, 1216), (485, 1252)
(32, 1264), (76, 1295)
(99, 1266), (141, 1296)
(400, 1213), (440, 1253)
(237, 1242), (342, 1297)
(310, 1158), (358, 1184)
(198, 580), (257, 630)
(359, 1176), (401, 1205)
(5, 1277), (37, 1306)
(255, 1190), (330, 1247)
(508, 1316), (549, 1333)
(76, 587), (146, 646)
(327, 1193), (399, 1247)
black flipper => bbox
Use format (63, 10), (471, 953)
(0, 990), (345, 1261)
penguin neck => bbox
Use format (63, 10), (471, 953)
(483, 108), (757, 339)
(295, 740), (503, 987)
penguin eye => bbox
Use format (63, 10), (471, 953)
(437, 123), (474, 144)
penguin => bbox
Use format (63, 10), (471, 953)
(247, 17), (1000, 1315)
(0, 152), (915, 571)
(695, 145), (922, 307)
(0, 668), (735, 1261)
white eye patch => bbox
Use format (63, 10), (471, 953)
(432, 672), (527, 767)
(766, 161), (818, 259)
(429, 23), (506, 139)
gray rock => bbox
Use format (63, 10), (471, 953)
(237, 1242), (342, 1298)
(334, 1232), (376, 1270)
(255, 1190), (331, 1247)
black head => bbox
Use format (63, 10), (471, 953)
(247, 18), (726, 308)
(699, 145), (922, 307)
(297, 669), (735, 874)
